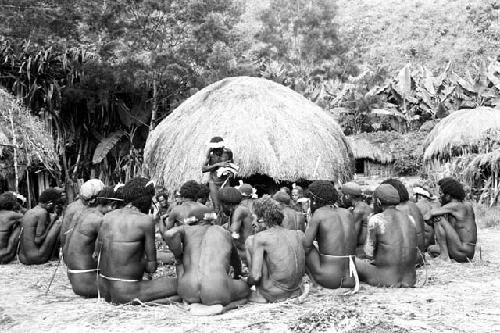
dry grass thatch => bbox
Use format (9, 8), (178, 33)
(0, 87), (59, 178)
(144, 76), (353, 189)
(347, 136), (393, 164)
(423, 107), (500, 161)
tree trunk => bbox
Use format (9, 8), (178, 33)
(8, 103), (19, 192)
(150, 78), (158, 130)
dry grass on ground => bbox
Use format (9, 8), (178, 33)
(1, 228), (500, 333)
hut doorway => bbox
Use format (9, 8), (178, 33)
(355, 159), (365, 174)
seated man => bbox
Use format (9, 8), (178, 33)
(60, 179), (105, 247)
(427, 178), (477, 262)
(245, 197), (305, 303)
(273, 191), (305, 232)
(161, 180), (206, 232)
(230, 184), (257, 264)
(163, 206), (248, 312)
(413, 186), (439, 249)
(97, 178), (177, 304)
(356, 184), (417, 288)
(381, 179), (425, 254)
(340, 182), (372, 254)
(304, 181), (358, 290)
(64, 187), (118, 297)
(0, 193), (23, 264)
(19, 189), (63, 265)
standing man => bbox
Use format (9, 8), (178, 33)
(356, 184), (417, 288)
(162, 206), (248, 312)
(202, 136), (234, 213)
(0, 193), (23, 264)
(97, 177), (177, 304)
(303, 181), (358, 290)
(427, 178), (477, 262)
(245, 197), (305, 303)
(230, 184), (257, 263)
(19, 189), (63, 265)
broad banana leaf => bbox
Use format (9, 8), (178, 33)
(92, 131), (125, 164)
(396, 64), (412, 98)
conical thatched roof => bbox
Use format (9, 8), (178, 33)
(145, 76), (353, 190)
(423, 107), (500, 161)
(347, 135), (393, 163)
(0, 88), (59, 178)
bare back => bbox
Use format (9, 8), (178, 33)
(166, 201), (207, 229)
(397, 201), (425, 251)
(61, 199), (85, 245)
(282, 207), (306, 232)
(98, 208), (155, 280)
(0, 210), (22, 247)
(444, 201), (477, 245)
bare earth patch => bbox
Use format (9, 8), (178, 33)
(1, 229), (499, 333)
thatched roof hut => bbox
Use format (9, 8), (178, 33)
(423, 107), (500, 161)
(347, 136), (393, 164)
(144, 76), (353, 190)
(0, 88), (59, 179)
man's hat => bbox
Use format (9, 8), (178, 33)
(218, 187), (242, 204)
(80, 179), (105, 200)
(273, 191), (291, 205)
(373, 184), (400, 205)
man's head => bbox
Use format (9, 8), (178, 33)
(122, 177), (155, 214)
(273, 191), (291, 206)
(39, 188), (63, 212)
(340, 182), (362, 207)
(438, 177), (465, 204)
(372, 184), (400, 213)
(197, 184), (210, 205)
(113, 184), (126, 209)
(0, 192), (18, 211)
(307, 180), (339, 212)
(218, 187), (242, 215)
(381, 178), (409, 203)
(253, 197), (284, 228)
(184, 206), (217, 225)
(179, 180), (201, 201)
(238, 183), (254, 199)
(80, 179), (105, 205)
(95, 187), (119, 214)
(209, 136), (225, 156)
(291, 185), (303, 203)
(156, 191), (169, 208)
(280, 187), (291, 196)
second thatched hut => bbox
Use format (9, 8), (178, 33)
(144, 76), (353, 192)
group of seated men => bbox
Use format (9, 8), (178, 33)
(0, 174), (477, 312)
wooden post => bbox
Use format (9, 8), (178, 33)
(8, 103), (19, 192)
(26, 169), (32, 209)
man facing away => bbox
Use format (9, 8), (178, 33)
(303, 181), (358, 290)
(0, 193), (23, 264)
(97, 178), (177, 304)
(230, 184), (257, 264)
(427, 177), (477, 262)
(60, 179), (105, 247)
(19, 189), (63, 265)
(64, 187), (119, 298)
(356, 184), (417, 288)
(202, 136), (234, 213)
(162, 206), (248, 313)
(245, 197), (305, 303)
(273, 191), (306, 232)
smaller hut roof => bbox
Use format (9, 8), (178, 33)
(423, 107), (500, 161)
(347, 136), (393, 163)
(0, 88), (59, 178)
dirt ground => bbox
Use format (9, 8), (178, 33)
(1, 227), (499, 333)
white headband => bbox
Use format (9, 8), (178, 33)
(208, 141), (224, 149)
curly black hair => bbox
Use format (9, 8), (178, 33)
(197, 184), (210, 200)
(253, 197), (284, 227)
(0, 192), (18, 210)
(39, 188), (62, 204)
(438, 177), (466, 201)
(307, 180), (338, 207)
(180, 180), (201, 200)
(381, 178), (409, 202)
(122, 177), (155, 213)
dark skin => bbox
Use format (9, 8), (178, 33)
(428, 191), (477, 262)
(64, 204), (112, 297)
(344, 195), (372, 252)
(395, 201), (426, 253)
(163, 221), (248, 307)
(245, 226), (305, 303)
(60, 198), (86, 248)
(97, 206), (177, 304)
(282, 205), (306, 232)
(202, 147), (233, 212)
(0, 209), (23, 264)
(161, 199), (206, 232)
(415, 196), (439, 249)
(230, 198), (256, 265)
(355, 202), (417, 288)
(19, 203), (62, 265)
(304, 205), (357, 289)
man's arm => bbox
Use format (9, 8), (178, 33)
(362, 215), (379, 260)
(303, 213), (320, 254)
(142, 216), (157, 273)
(162, 225), (185, 260)
(230, 206), (245, 236)
(164, 208), (178, 231)
(248, 235), (266, 284)
(429, 202), (463, 220)
(230, 242), (242, 279)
